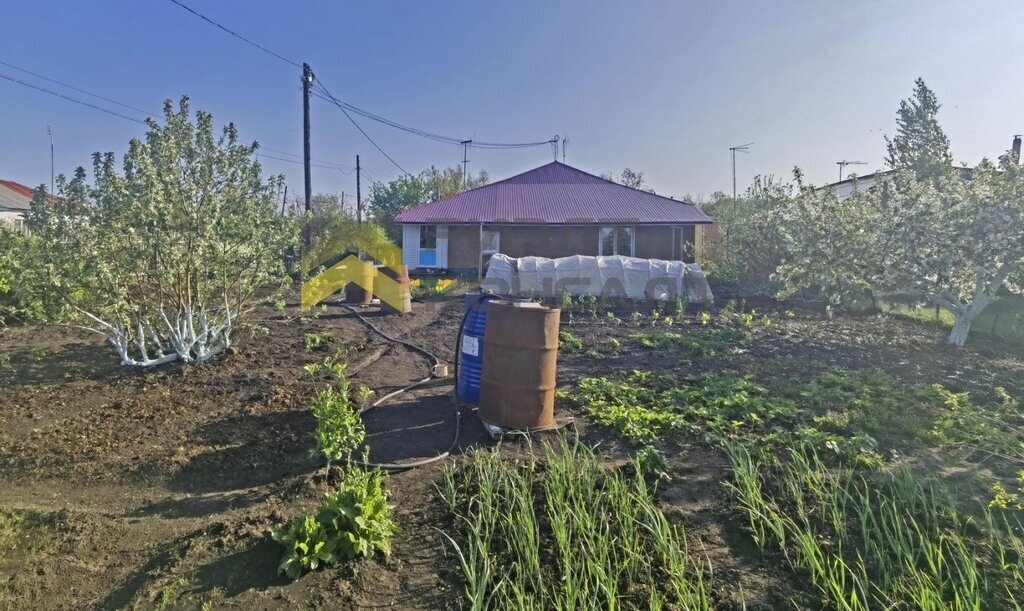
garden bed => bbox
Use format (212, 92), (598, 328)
(0, 291), (1022, 609)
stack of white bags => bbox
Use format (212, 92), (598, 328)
(483, 254), (713, 303)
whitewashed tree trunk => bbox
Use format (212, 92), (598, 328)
(947, 311), (975, 347)
(78, 302), (236, 367)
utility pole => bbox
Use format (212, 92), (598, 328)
(356, 155), (362, 224)
(47, 125), (54, 195)
(729, 143), (753, 210)
(562, 137), (568, 163)
(836, 160), (867, 182)
(302, 63), (314, 225)
(280, 185), (288, 216)
(460, 140), (472, 189)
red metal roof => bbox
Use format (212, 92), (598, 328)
(395, 162), (713, 225)
(0, 179), (57, 211)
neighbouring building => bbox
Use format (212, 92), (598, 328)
(0, 179), (40, 234)
(826, 135), (1021, 198)
(395, 161), (714, 276)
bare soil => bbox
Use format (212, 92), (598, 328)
(0, 293), (1022, 610)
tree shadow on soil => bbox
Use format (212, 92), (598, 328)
(165, 410), (318, 495)
(0, 342), (126, 387)
(130, 488), (270, 519)
(192, 539), (287, 597)
(96, 538), (182, 610)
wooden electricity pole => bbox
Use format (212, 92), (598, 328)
(302, 63), (314, 232)
(356, 154), (362, 224)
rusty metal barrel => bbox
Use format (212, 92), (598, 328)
(344, 259), (375, 305)
(479, 301), (560, 430)
(378, 264), (412, 314)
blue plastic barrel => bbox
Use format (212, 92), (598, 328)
(457, 293), (490, 404)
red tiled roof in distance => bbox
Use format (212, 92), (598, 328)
(395, 161), (713, 225)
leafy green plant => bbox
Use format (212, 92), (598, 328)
(635, 446), (669, 481)
(273, 466), (397, 580)
(631, 328), (749, 356)
(573, 368), (984, 465)
(558, 330), (583, 352)
(355, 385), (375, 408)
(309, 359), (365, 471)
(304, 332), (333, 351)
(0, 510), (25, 560)
(559, 291), (573, 313)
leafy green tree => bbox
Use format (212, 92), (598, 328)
(778, 161), (1024, 347)
(601, 168), (654, 192)
(22, 97), (297, 366)
(885, 78), (953, 179)
(0, 225), (19, 321)
(367, 175), (430, 241)
(307, 192), (353, 244)
(702, 175), (792, 294)
(367, 165), (487, 241)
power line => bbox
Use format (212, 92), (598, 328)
(313, 83), (411, 177)
(0, 72), (147, 124)
(257, 152), (355, 172)
(258, 146), (355, 169)
(167, 0), (555, 153)
(0, 60), (156, 116)
(314, 80), (555, 149)
(164, 0), (301, 69)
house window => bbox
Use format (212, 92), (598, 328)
(481, 230), (500, 254)
(599, 226), (633, 257)
(419, 225), (437, 266)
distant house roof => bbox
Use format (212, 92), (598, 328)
(395, 161), (713, 225)
(825, 166), (975, 198)
(0, 179), (50, 212)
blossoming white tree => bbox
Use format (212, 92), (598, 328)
(25, 97), (296, 366)
(779, 161), (1024, 347)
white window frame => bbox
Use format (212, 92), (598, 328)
(598, 226), (635, 257)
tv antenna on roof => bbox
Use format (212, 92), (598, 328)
(729, 142), (753, 210)
(837, 160), (867, 182)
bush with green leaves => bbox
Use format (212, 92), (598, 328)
(309, 358), (365, 470)
(19, 97), (297, 366)
(273, 466), (396, 579)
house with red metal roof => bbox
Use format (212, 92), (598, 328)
(0, 179), (41, 234)
(395, 161), (714, 276)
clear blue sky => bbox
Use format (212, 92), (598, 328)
(3, 1), (1023, 204)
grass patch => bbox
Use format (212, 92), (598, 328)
(727, 444), (1024, 609)
(439, 437), (710, 609)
